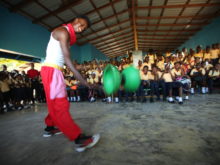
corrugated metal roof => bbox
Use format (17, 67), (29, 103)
(1, 0), (220, 57)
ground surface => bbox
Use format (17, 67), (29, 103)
(0, 94), (220, 165)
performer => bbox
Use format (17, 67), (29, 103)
(41, 15), (100, 152)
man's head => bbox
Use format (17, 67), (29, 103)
(72, 15), (91, 33)
(174, 62), (180, 69)
(143, 66), (148, 73)
(30, 63), (34, 69)
(138, 60), (142, 66)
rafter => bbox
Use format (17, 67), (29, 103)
(138, 38), (186, 41)
(34, 0), (121, 25)
(137, 3), (220, 9)
(137, 29), (201, 32)
(77, 19), (130, 41)
(136, 23), (207, 27)
(98, 40), (134, 52)
(78, 27), (132, 45)
(132, 0), (138, 50)
(102, 45), (133, 54)
(94, 34), (133, 48)
(33, 0), (83, 23)
(1, 0), (52, 30)
(137, 34), (191, 37)
(136, 14), (220, 20)
(10, 0), (36, 12)
(99, 44), (134, 54)
(89, 0), (123, 55)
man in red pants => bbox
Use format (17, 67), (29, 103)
(41, 15), (100, 152)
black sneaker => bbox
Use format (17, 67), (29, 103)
(75, 134), (100, 152)
(43, 127), (62, 137)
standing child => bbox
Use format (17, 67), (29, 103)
(41, 16), (100, 152)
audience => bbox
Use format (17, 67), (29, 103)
(0, 43), (219, 114)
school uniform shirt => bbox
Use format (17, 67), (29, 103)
(142, 62), (152, 70)
(86, 70), (93, 79)
(203, 53), (211, 60)
(140, 71), (151, 81)
(165, 52), (171, 57)
(148, 54), (155, 64)
(162, 73), (173, 83)
(184, 59), (195, 68)
(88, 77), (99, 84)
(190, 68), (206, 76)
(177, 57), (184, 62)
(210, 49), (219, 59)
(194, 53), (203, 58)
(95, 70), (102, 78)
(164, 62), (173, 69)
(0, 79), (11, 93)
(171, 69), (182, 77)
(208, 70), (220, 77)
(204, 63), (213, 71)
(148, 72), (158, 80)
(157, 61), (165, 71)
(157, 71), (163, 79)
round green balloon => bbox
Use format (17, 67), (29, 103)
(122, 65), (141, 92)
(103, 64), (121, 95)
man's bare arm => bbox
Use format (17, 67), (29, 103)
(54, 28), (90, 88)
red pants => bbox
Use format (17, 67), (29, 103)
(41, 66), (81, 141)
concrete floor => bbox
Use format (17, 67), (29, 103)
(0, 94), (220, 165)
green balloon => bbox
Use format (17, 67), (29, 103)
(103, 64), (121, 95)
(122, 65), (141, 92)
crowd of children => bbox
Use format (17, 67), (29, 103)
(0, 43), (220, 114)
(0, 64), (45, 114)
(62, 43), (220, 104)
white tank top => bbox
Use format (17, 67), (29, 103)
(45, 33), (64, 67)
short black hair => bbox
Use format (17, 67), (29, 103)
(76, 15), (91, 28)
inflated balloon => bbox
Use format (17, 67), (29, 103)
(122, 65), (141, 92)
(103, 64), (121, 95)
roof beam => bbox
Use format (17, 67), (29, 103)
(138, 42), (181, 45)
(136, 23), (207, 27)
(138, 38), (186, 41)
(89, 0), (122, 54)
(137, 29), (200, 32)
(78, 26), (132, 45)
(35, 1), (66, 23)
(137, 34), (191, 37)
(94, 34), (133, 48)
(32, 0), (84, 23)
(10, 0), (35, 12)
(98, 40), (134, 52)
(137, 3), (220, 9)
(136, 14), (220, 20)
(108, 51), (130, 57)
(1, 0), (52, 30)
(34, 0), (121, 25)
(80, 21), (200, 43)
(102, 45), (133, 54)
(78, 19), (130, 40)
(132, 0), (138, 50)
(174, 0), (212, 41)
